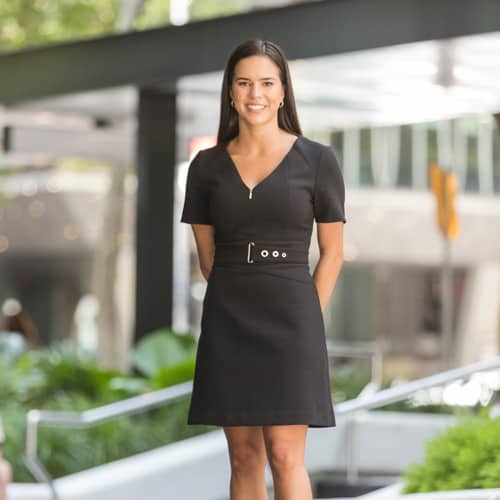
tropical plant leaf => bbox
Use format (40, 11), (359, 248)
(131, 328), (196, 377)
(150, 357), (196, 389)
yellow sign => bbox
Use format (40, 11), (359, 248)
(429, 163), (459, 239)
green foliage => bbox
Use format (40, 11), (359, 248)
(134, 0), (170, 30)
(150, 357), (196, 389)
(0, 0), (245, 53)
(0, 344), (127, 406)
(331, 363), (373, 402)
(0, 399), (31, 482)
(1, 392), (214, 482)
(0, 0), (120, 52)
(402, 410), (500, 492)
(190, 0), (243, 20)
(131, 328), (197, 378)
(0, 332), (213, 482)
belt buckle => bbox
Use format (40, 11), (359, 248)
(247, 241), (255, 263)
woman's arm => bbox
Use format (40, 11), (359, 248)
(190, 224), (216, 281)
(312, 221), (344, 312)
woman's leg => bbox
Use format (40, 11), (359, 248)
(262, 424), (313, 500)
(223, 425), (269, 500)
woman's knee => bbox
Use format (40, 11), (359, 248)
(224, 427), (267, 475)
(230, 444), (267, 474)
(266, 442), (303, 473)
(262, 425), (307, 475)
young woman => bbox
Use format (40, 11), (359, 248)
(181, 38), (346, 500)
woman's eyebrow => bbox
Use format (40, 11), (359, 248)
(234, 76), (276, 81)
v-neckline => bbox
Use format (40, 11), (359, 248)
(222, 135), (301, 192)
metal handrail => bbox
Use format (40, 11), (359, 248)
(337, 356), (500, 482)
(326, 339), (386, 388)
(25, 356), (500, 500)
(25, 381), (193, 500)
(326, 340), (385, 358)
(335, 356), (500, 415)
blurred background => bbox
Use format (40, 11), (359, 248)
(1, 0), (500, 495)
(1, 0), (499, 375)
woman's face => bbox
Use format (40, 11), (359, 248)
(229, 55), (285, 125)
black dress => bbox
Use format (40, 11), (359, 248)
(180, 135), (346, 427)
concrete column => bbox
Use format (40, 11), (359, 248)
(455, 263), (500, 365)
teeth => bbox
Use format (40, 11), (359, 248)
(247, 105), (264, 109)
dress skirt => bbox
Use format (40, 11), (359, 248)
(187, 260), (336, 428)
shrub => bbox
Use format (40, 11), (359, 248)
(0, 330), (214, 482)
(402, 409), (500, 492)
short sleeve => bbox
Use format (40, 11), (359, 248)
(180, 151), (211, 224)
(313, 146), (347, 224)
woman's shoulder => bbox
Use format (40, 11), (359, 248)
(186, 143), (223, 177)
(192, 143), (219, 157)
(295, 135), (336, 168)
(190, 142), (224, 165)
(297, 135), (333, 154)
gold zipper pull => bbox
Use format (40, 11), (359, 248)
(249, 188), (253, 199)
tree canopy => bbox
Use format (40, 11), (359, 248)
(0, 0), (242, 53)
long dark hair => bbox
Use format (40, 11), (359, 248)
(216, 38), (303, 145)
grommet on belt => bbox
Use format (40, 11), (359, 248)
(261, 249), (269, 257)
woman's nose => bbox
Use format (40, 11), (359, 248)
(249, 84), (262, 97)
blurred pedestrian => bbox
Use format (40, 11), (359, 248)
(1, 298), (39, 346)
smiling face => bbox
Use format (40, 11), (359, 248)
(229, 54), (286, 125)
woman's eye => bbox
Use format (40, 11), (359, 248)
(237, 81), (273, 87)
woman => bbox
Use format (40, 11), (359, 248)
(180, 39), (346, 500)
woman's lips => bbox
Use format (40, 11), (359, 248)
(246, 104), (266, 112)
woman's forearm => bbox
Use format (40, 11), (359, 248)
(199, 254), (214, 282)
(312, 253), (343, 312)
